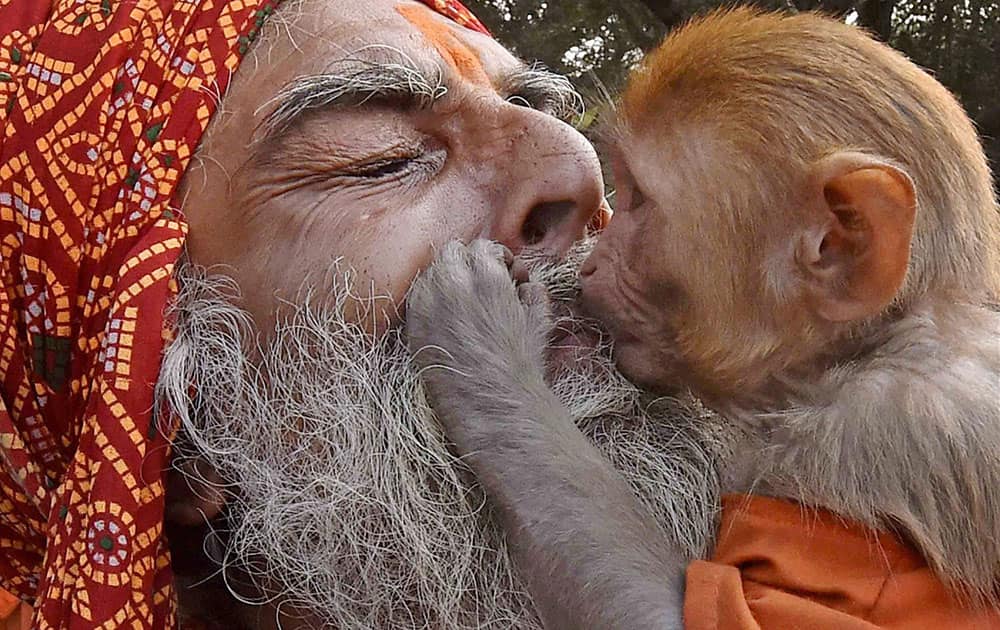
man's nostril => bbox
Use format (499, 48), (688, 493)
(522, 201), (576, 246)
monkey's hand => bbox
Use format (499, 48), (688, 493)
(406, 239), (553, 446)
(408, 239), (685, 630)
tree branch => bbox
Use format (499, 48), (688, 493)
(636, 0), (687, 30)
(856, 0), (895, 40)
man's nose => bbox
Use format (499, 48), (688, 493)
(485, 109), (604, 256)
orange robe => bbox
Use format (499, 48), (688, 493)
(685, 495), (1000, 629)
(0, 590), (29, 630)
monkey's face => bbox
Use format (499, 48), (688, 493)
(582, 119), (920, 404)
(580, 138), (712, 395)
(580, 133), (792, 401)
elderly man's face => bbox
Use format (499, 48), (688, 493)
(181, 0), (604, 330)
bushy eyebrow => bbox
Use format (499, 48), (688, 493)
(253, 57), (448, 145)
(500, 64), (585, 124)
(252, 56), (586, 149)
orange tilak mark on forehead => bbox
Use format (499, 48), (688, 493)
(397, 3), (490, 87)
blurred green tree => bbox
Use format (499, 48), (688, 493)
(464, 0), (999, 166)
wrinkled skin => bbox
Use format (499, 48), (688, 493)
(169, 0), (606, 627)
(181, 0), (605, 333)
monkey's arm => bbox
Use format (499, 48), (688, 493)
(407, 240), (686, 630)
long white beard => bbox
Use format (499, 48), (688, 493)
(157, 242), (727, 629)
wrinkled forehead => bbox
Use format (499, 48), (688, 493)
(282, 0), (517, 88)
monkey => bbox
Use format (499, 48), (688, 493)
(405, 8), (1000, 630)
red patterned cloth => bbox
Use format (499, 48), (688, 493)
(0, 0), (280, 627)
(0, 0), (488, 629)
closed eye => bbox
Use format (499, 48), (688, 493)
(344, 157), (416, 178)
(340, 144), (446, 181)
(614, 178), (648, 214)
(624, 184), (647, 212)
(609, 154), (648, 214)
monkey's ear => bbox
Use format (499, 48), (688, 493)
(797, 152), (916, 323)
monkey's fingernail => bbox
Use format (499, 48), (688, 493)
(501, 245), (514, 267)
(511, 259), (531, 283)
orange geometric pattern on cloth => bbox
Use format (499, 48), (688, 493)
(0, 0), (280, 627)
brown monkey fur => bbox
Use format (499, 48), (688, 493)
(582, 7), (1000, 600)
(407, 8), (1000, 629)
(598, 7), (1000, 400)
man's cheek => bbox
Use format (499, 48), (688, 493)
(343, 239), (428, 330)
(338, 186), (492, 326)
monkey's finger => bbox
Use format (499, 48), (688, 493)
(468, 240), (520, 292)
(405, 266), (455, 340)
(511, 257), (531, 284)
(468, 238), (510, 266)
(501, 244), (514, 268)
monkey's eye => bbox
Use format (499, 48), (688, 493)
(615, 182), (647, 214)
(609, 155), (648, 215)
